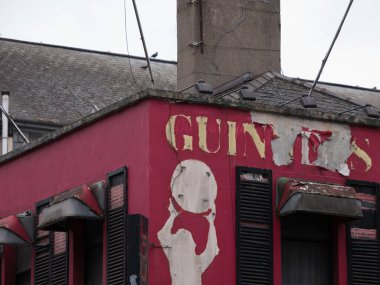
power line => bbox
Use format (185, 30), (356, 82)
(123, 0), (142, 91)
(307, 0), (354, 98)
(131, 0), (155, 83)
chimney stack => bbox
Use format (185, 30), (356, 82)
(177, 0), (281, 91)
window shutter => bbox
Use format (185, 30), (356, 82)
(347, 180), (380, 285)
(50, 232), (68, 285)
(106, 167), (128, 285)
(34, 200), (68, 285)
(236, 167), (273, 285)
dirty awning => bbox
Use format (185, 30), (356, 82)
(38, 183), (104, 232)
(277, 178), (363, 220)
(0, 215), (33, 245)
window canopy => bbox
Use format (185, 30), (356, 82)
(277, 178), (363, 221)
(0, 214), (34, 246)
(38, 181), (104, 232)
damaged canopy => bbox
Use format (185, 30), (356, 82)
(38, 182), (104, 232)
(277, 178), (363, 220)
(0, 214), (34, 246)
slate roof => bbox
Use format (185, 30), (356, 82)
(1, 38), (379, 127)
(216, 72), (380, 119)
(0, 38), (177, 125)
(310, 81), (380, 109)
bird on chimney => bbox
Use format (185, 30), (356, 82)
(150, 52), (158, 58)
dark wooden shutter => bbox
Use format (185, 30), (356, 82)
(50, 231), (68, 285)
(34, 200), (51, 285)
(106, 167), (128, 285)
(34, 200), (68, 285)
(347, 180), (380, 285)
(236, 167), (273, 285)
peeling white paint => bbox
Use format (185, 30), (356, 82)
(129, 274), (138, 285)
(300, 130), (313, 165)
(251, 112), (353, 175)
(158, 160), (219, 285)
(338, 163), (350, 176)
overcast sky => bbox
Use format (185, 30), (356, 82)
(0, 0), (379, 88)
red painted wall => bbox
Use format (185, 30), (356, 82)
(147, 100), (380, 285)
(0, 98), (378, 285)
(0, 101), (151, 217)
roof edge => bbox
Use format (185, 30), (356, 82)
(273, 72), (365, 107)
(0, 88), (379, 166)
(298, 78), (380, 93)
(0, 37), (177, 65)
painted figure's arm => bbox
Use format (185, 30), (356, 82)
(157, 199), (178, 253)
(200, 211), (219, 272)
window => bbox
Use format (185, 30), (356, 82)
(36, 182), (105, 284)
(281, 213), (332, 285)
(12, 130), (44, 150)
(127, 215), (148, 285)
(347, 180), (380, 285)
(236, 169), (370, 285)
(16, 245), (31, 285)
(84, 221), (103, 285)
(236, 167), (273, 285)
(12, 125), (59, 151)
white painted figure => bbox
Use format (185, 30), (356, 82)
(158, 159), (219, 285)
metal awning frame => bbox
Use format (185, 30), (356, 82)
(277, 178), (363, 221)
(0, 214), (34, 246)
(38, 181), (105, 232)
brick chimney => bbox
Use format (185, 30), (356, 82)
(177, 0), (281, 91)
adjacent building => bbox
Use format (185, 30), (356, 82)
(0, 38), (176, 152)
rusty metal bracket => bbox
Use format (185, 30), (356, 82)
(188, 41), (203, 48)
(187, 0), (198, 4)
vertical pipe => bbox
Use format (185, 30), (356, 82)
(0, 91), (30, 144)
(2, 91), (9, 155)
(199, 0), (204, 54)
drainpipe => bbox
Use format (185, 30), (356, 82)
(2, 91), (9, 155)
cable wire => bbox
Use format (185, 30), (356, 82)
(307, 0), (354, 98)
(123, 0), (142, 91)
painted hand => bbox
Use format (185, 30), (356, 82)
(204, 210), (216, 223)
(168, 198), (179, 217)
